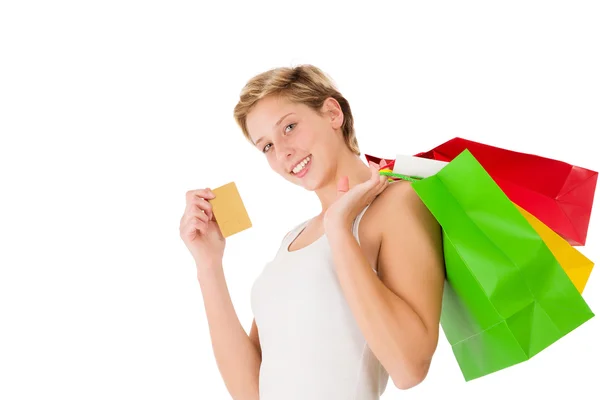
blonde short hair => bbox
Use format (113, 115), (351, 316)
(233, 64), (360, 156)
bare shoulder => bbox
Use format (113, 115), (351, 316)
(366, 179), (443, 273)
(361, 180), (420, 238)
(355, 180), (419, 267)
(371, 179), (437, 229)
(377, 179), (422, 206)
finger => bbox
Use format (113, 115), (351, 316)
(198, 198), (214, 219)
(185, 188), (215, 217)
(193, 210), (210, 223)
(380, 177), (389, 191)
(377, 175), (389, 192)
(337, 175), (349, 195)
(186, 188), (216, 204)
(369, 162), (381, 184)
(181, 217), (202, 238)
(184, 201), (206, 221)
(191, 217), (208, 236)
(187, 197), (214, 220)
(375, 183), (388, 197)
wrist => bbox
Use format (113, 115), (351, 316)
(324, 221), (353, 238)
(196, 260), (223, 275)
(324, 214), (351, 233)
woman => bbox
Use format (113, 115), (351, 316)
(180, 64), (445, 400)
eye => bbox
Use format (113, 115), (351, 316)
(284, 123), (296, 134)
(262, 123), (296, 154)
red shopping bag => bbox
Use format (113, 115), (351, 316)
(412, 137), (598, 246)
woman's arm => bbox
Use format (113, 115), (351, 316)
(197, 264), (261, 400)
(325, 181), (445, 390)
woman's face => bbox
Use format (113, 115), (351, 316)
(246, 95), (345, 190)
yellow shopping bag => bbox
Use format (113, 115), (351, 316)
(515, 204), (594, 293)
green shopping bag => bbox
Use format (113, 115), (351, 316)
(409, 149), (595, 381)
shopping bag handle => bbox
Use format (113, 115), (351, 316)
(379, 170), (423, 182)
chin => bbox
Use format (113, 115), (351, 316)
(286, 157), (327, 190)
(290, 176), (314, 190)
(298, 175), (327, 192)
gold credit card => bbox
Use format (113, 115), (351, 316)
(208, 182), (252, 237)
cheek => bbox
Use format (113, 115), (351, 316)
(267, 156), (286, 174)
(294, 130), (319, 151)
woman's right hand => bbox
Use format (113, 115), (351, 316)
(179, 188), (225, 270)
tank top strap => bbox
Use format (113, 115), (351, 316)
(279, 218), (311, 252)
(278, 200), (373, 255)
(352, 202), (372, 246)
(282, 203), (371, 250)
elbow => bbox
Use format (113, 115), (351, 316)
(392, 372), (426, 391)
(392, 330), (439, 389)
(391, 357), (432, 390)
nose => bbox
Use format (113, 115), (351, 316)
(274, 139), (294, 161)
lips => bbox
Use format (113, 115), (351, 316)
(291, 156), (312, 178)
(289, 154), (312, 174)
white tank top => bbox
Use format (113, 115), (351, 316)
(250, 203), (390, 400)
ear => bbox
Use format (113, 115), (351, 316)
(322, 97), (344, 130)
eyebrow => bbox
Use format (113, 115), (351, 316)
(253, 112), (295, 146)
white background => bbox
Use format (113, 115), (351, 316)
(1, 1), (599, 399)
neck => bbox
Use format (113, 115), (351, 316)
(314, 150), (372, 217)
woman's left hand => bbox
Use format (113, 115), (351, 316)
(324, 160), (390, 232)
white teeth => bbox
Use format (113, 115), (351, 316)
(292, 156), (311, 174)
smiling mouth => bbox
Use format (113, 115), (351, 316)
(290, 155), (312, 176)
